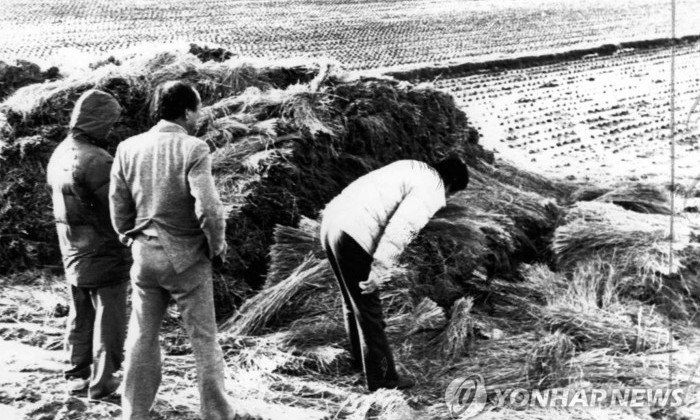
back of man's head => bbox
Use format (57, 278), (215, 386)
(433, 154), (469, 194)
(151, 81), (200, 122)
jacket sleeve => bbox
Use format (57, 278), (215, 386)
(371, 174), (446, 268)
(187, 141), (227, 259)
(109, 146), (136, 246)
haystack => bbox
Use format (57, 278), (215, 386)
(0, 48), (491, 317)
(0, 50), (324, 281)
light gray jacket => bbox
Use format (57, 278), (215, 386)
(109, 120), (226, 273)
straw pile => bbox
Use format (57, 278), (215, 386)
(0, 50), (325, 280)
(0, 60), (60, 102)
(0, 48), (491, 320)
(0, 135), (61, 272)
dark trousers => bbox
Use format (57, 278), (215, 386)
(65, 281), (128, 398)
(323, 229), (398, 391)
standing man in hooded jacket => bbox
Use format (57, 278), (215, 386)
(46, 89), (129, 399)
(320, 156), (469, 391)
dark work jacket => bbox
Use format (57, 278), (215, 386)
(46, 89), (130, 287)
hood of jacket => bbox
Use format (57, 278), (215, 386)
(69, 89), (122, 145)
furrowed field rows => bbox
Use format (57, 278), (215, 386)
(438, 43), (700, 185)
(0, 0), (699, 71)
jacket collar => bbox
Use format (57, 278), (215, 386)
(151, 119), (188, 135)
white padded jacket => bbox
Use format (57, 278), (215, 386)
(320, 160), (446, 267)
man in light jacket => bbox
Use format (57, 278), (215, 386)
(47, 89), (129, 399)
(110, 81), (234, 420)
(320, 156), (469, 391)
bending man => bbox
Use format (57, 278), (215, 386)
(320, 156), (469, 391)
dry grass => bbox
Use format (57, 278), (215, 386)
(553, 201), (692, 284)
(220, 256), (333, 335)
(594, 183), (674, 215)
(266, 217), (324, 286)
(526, 331), (576, 388)
(344, 389), (416, 420)
(442, 297), (475, 359)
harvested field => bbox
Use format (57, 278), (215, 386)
(435, 41), (700, 186)
(0, 0), (699, 71)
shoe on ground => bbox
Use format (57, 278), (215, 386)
(89, 375), (121, 400)
(92, 392), (121, 405)
(369, 375), (416, 392)
(65, 378), (89, 396)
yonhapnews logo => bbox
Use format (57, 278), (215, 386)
(444, 376), (696, 419)
(444, 375), (487, 419)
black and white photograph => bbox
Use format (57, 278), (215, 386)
(0, 0), (699, 419)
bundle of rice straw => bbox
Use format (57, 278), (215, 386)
(536, 303), (671, 354)
(405, 297), (447, 335)
(563, 346), (700, 387)
(594, 183), (673, 215)
(439, 332), (538, 391)
(443, 297), (476, 359)
(474, 407), (645, 420)
(220, 256), (333, 335)
(568, 184), (613, 203)
(552, 201), (692, 281)
(385, 297), (446, 336)
(277, 314), (345, 348)
(518, 263), (569, 303)
(526, 331), (575, 388)
(478, 159), (574, 200)
(225, 331), (348, 376)
(266, 218), (324, 286)
(345, 389), (415, 420)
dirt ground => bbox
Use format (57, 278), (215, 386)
(3, 273), (700, 419)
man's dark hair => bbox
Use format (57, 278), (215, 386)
(150, 81), (200, 121)
(433, 154), (469, 193)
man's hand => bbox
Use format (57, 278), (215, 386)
(360, 263), (393, 295)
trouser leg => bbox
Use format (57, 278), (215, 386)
(172, 259), (233, 420)
(122, 239), (170, 420)
(324, 238), (363, 366)
(89, 281), (128, 398)
(65, 284), (94, 380)
(326, 231), (399, 390)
